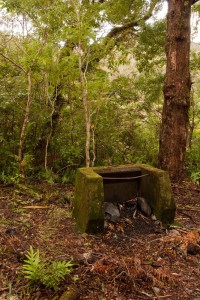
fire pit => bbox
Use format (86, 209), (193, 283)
(73, 164), (176, 233)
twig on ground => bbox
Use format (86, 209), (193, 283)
(0, 287), (9, 292)
(177, 210), (199, 224)
(177, 206), (200, 212)
(172, 185), (200, 192)
(153, 295), (172, 299)
(121, 257), (130, 275)
(139, 290), (153, 298)
(113, 270), (127, 281)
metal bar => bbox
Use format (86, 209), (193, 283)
(102, 174), (149, 180)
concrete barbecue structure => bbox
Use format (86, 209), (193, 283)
(73, 164), (176, 233)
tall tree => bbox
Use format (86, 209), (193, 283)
(158, 0), (199, 180)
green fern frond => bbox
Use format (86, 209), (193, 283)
(22, 246), (40, 282)
(22, 246), (74, 290)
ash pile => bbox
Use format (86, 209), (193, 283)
(104, 197), (162, 234)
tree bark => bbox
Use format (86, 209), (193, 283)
(158, 0), (192, 181)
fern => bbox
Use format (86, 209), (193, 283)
(22, 246), (40, 282)
(22, 246), (74, 290)
(41, 260), (74, 290)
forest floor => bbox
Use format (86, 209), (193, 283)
(0, 180), (200, 300)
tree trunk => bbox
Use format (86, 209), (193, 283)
(187, 88), (195, 149)
(158, 0), (192, 181)
(18, 70), (32, 177)
(44, 97), (55, 171)
(73, 0), (91, 168)
(78, 49), (91, 167)
(91, 125), (96, 167)
(34, 85), (65, 167)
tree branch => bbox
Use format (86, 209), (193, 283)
(106, 0), (160, 39)
(0, 52), (26, 72)
(192, 0), (200, 4)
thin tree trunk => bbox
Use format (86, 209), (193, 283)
(34, 85), (65, 167)
(69, 95), (75, 145)
(91, 125), (96, 167)
(72, 0), (91, 167)
(18, 70), (32, 176)
(78, 49), (91, 167)
(187, 88), (195, 149)
(44, 108), (54, 170)
(44, 87), (57, 170)
(158, 0), (192, 180)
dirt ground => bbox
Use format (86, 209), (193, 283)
(0, 181), (200, 300)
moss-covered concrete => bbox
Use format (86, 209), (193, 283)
(73, 168), (104, 233)
(134, 164), (176, 226)
(73, 164), (176, 233)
